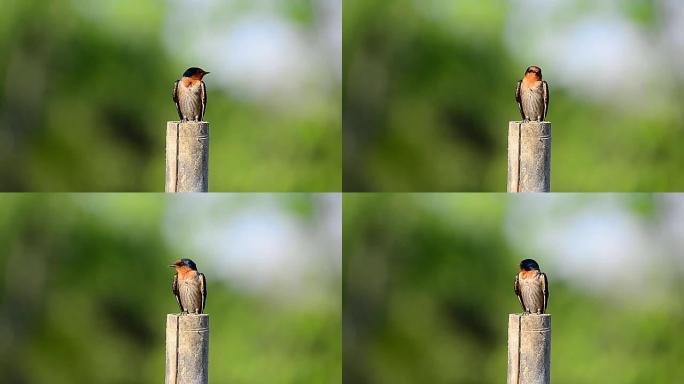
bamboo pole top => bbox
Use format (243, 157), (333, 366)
(165, 121), (210, 193)
(507, 313), (551, 384)
(166, 313), (210, 384)
(507, 121), (552, 193)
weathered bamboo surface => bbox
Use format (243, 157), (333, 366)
(507, 121), (551, 192)
(165, 122), (209, 192)
(166, 314), (209, 384)
(508, 313), (551, 384)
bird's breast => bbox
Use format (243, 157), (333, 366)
(179, 83), (201, 97)
(521, 80), (542, 91)
(180, 274), (199, 285)
(519, 276), (540, 287)
(519, 270), (538, 279)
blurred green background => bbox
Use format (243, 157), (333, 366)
(344, 193), (684, 383)
(0, 193), (341, 383)
(343, 0), (684, 191)
(0, 0), (341, 191)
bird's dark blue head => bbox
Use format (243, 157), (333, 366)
(182, 67), (210, 79)
(520, 259), (540, 271)
(169, 258), (198, 270)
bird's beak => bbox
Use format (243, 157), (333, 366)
(204, 72), (210, 75)
(169, 264), (176, 268)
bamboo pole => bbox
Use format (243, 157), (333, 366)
(165, 122), (209, 192)
(165, 314), (209, 384)
(507, 314), (551, 384)
(507, 121), (551, 192)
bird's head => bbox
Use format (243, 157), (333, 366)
(169, 258), (198, 271)
(183, 67), (210, 80)
(524, 66), (542, 80)
(519, 258), (540, 272)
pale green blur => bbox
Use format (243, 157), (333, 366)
(0, 0), (341, 191)
(0, 194), (341, 383)
(344, 193), (684, 383)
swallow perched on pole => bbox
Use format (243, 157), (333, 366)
(170, 258), (207, 314)
(172, 67), (209, 122)
(515, 66), (549, 122)
(514, 259), (548, 314)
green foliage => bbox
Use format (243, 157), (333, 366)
(343, 194), (684, 383)
(0, 195), (341, 383)
(0, 0), (340, 191)
(343, 0), (684, 191)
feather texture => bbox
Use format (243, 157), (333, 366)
(172, 80), (182, 121)
(516, 271), (547, 314)
(542, 81), (549, 121)
(174, 78), (205, 122)
(520, 81), (546, 122)
(172, 274), (183, 312)
(515, 80), (524, 120)
(174, 270), (205, 314)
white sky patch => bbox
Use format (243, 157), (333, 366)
(195, 16), (319, 100)
(660, 0), (684, 79)
(504, 196), (672, 308)
(505, 0), (681, 112)
(540, 17), (657, 101)
(654, 195), (684, 273)
(161, 194), (341, 306)
(163, 0), (340, 109)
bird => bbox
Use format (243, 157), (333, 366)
(514, 259), (548, 314)
(515, 66), (549, 122)
(169, 258), (207, 314)
(172, 67), (209, 122)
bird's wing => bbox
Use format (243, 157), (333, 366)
(514, 274), (525, 312)
(200, 81), (207, 121)
(542, 81), (549, 121)
(199, 272), (207, 314)
(172, 80), (182, 120)
(515, 80), (524, 120)
(172, 273), (183, 312)
(541, 272), (549, 313)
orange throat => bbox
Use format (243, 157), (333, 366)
(176, 266), (195, 278)
(519, 269), (538, 279)
(181, 77), (199, 87)
(523, 73), (541, 86)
